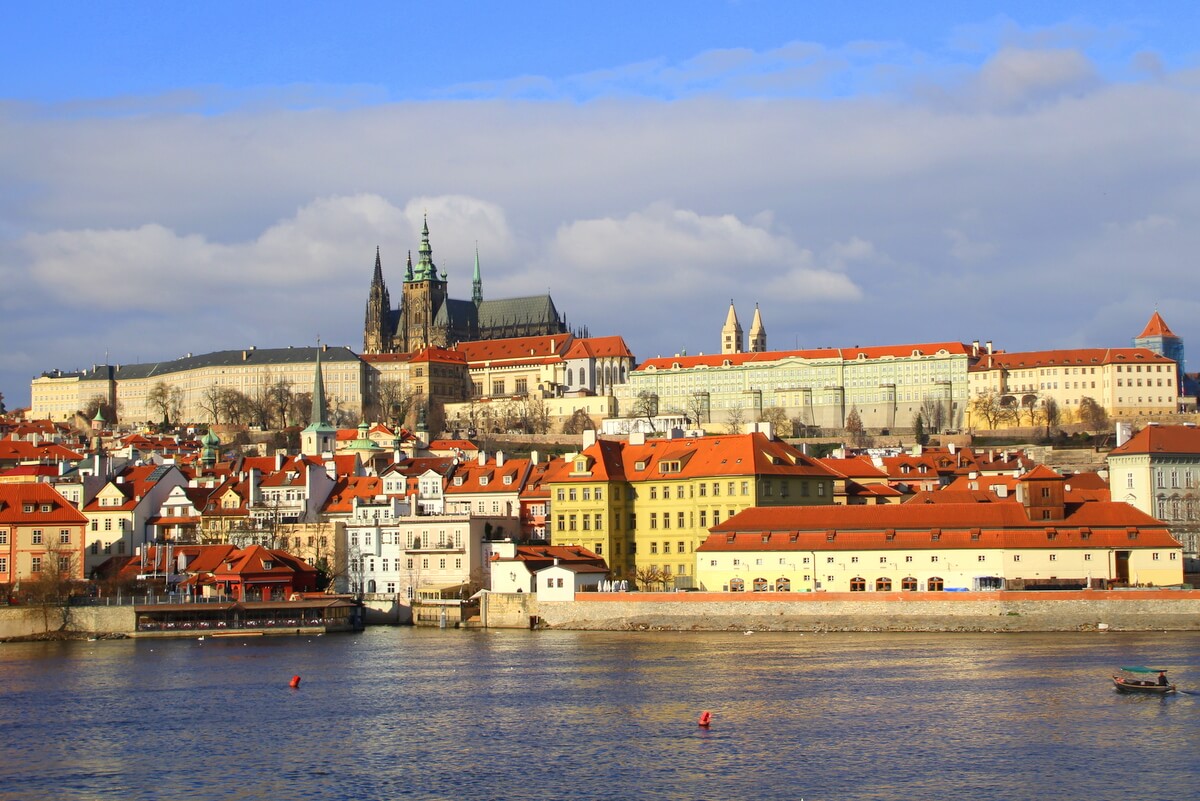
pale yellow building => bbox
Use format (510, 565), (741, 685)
(968, 347), (1176, 428)
(698, 467), (1182, 592)
(1107, 423), (1200, 562)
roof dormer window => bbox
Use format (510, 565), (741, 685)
(503, 475), (513, 485)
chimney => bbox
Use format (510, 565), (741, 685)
(496, 451), (504, 468)
(582, 430), (598, 449)
(972, 340), (980, 357)
(530, 450), (539, 465)
(478, 451), (487, 466)
(275, 452), (285, 471)
(986, 341), (993, 354)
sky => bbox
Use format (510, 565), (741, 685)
(3, 1), (1200, 408)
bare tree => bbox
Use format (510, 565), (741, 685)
(685, 392), (710, 428)
(83, 393), (116, 424)
(373, 378), (418, 428)
(1042, 397), (1061, 439)
(220, 388), (252, 425)
(919, 395), (947, 433)
(23, 535), (83, 632)
(844, 406), (867, 446)
(725, 403), (746, 435)
(629, 391), (660, 433)
(759, 406), (792, 437)
(289, 391), (314, 428)
(199, 384), (225, 424)
(634, 564), (666, 592)
(267, 378), (294, 427)
(969, 391), (1004, 430)
(147, 381), (183, 426)
(1077, 396), (1109, 431)
(561, 408), (595, 434)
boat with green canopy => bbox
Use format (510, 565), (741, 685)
(1112, 666), (1176, 695)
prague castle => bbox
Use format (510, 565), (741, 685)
(363, 216), (568, 354)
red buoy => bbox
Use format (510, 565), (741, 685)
(289, 675), (301, 688)
(698, 710), (712, 727)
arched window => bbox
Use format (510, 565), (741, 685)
(875, 577), (893, 592)
(604, 366), (612, 386)
(776, 577), (791, 592)
(729, 577), (745, 592)
(567, 368), (573, 386)
(850, 576), (866, 592)
(367, 579), (377, 593)
(901, 576), (918, 592)
(752, 577), (769, 592)
(927, 576), (944, 591)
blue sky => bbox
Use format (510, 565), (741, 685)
(3, 2), (1200, 410)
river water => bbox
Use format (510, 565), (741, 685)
(1, 628), (1197, 801)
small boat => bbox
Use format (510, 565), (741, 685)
(1112, 666), (1176, 695)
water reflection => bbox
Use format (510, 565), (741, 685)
(1, 630), (1197, 800)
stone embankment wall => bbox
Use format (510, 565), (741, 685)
(0, 606), (135, 640)
(360, 595), (410, 625)
(536, 590), (1200, 632)
(482, 592), (538, 629)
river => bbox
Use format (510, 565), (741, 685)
(1, 629), (1197, 800)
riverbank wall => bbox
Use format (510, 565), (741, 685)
(531, 589), (1200, 632)
(0, 606), (134, 640)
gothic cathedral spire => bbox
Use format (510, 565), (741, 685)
(363, 246), (391, 354)
(472, 243), (483, 305)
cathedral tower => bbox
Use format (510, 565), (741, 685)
(1134, 310), (1185, 390)
(400, 216), (450, 351)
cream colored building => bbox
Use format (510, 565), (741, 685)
(968, 347), (1177, 427)
(1107, 423), (1200, 562)
(32, 346), (365, 426)
(697, 468), (1182, 592)
(619, 341), (980, 433)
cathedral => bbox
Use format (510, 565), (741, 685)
(363, 217), (569, 354)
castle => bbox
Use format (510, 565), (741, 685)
(363, 217), (569, 354)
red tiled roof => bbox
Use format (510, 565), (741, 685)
(1109, 424), (1200, 457)
(637, 342), (971, 371)
(457, 335), (571, 363)
(972, 347), (1173, 371)
(564, 335), (634, 360)
(1137, 311), (1177, 339)
(0, 483), (88, 524)
(706, 500), (1174, 548)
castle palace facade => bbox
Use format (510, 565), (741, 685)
(363, 217), (569, 354)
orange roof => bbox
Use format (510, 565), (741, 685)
(323, 477), (384, 513)
(0, 483), (88, 524)
(637, 342), (971, 371)
(457, 335), (570, 363)
(1137, 311), (1177, 339)
(704, 501), (1177, 550)
(564, 335), (634, 360)
(546, 433), (838, 485)
(1110, 424), (1200, 457)
(819, 456), (888, 480)
(973, 347), (1173, 371)
(446, 458), (530, 496)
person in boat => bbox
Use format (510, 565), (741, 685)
(1158, 671), (1169, 686)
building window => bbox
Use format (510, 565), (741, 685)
(927, 576), (944, 591)
(0, 558), (6, 574)
(59, 529), (70, 544)
(978, 555), (986, 562)
(650, 513), (657, 529)
(850, 577), (866, 592)
(31, 557), (42, 573)
(1153, 552), (1160, 561)
(32, 530), (43, 545)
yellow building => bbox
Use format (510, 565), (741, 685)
(698, 467), (1182, 592)
(546, 430), (838, 585)
(1107, 423), (1200, 562)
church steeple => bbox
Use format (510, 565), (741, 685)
(404, 250), (413, 281)
(721, 300), (744, 354)
(301, 345), (337, 457)
(748, 303), (767, 352)
(472, 244), (482, 305)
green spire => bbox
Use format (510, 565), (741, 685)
(310, 346), (329, 426)
(414, 214), (438, 282)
